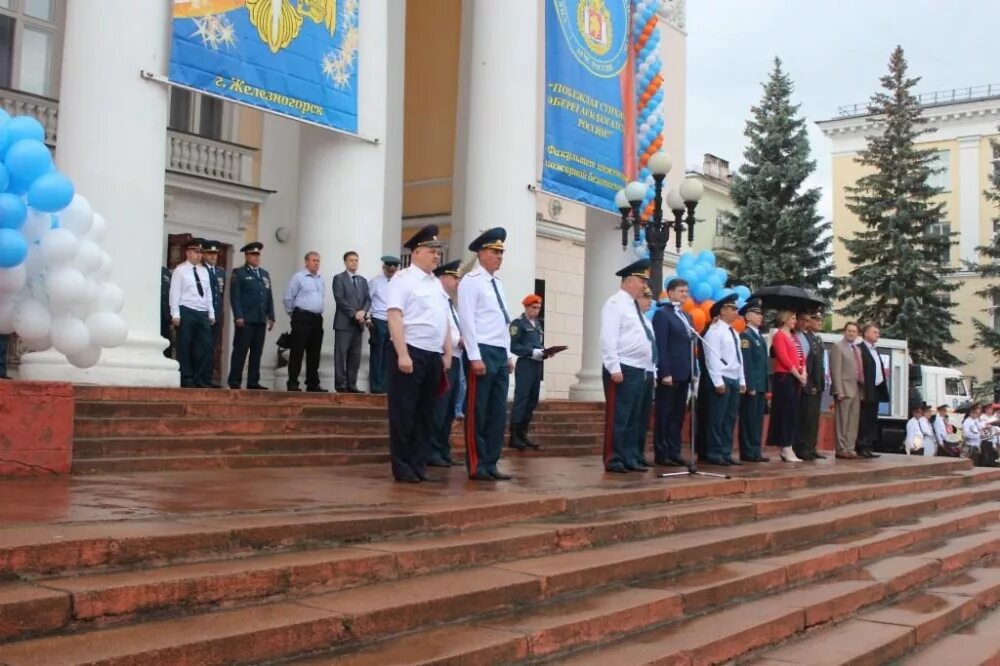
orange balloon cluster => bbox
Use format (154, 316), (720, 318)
(678, 297), (747, 333)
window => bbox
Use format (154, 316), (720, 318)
(168, 88), (227, 142)
(927, 222), (951, 264)
(945, 377), (968, 398)
(0, 0), (61, 97)
(715, 211), (727, 236)
(926, 150), (951, 191)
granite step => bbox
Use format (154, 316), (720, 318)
(898, 603), (1000, 665)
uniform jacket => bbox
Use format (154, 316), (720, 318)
(829, 339), (861, 400)
(510, 315), (544, 360)
(230, 265), (275, 323)
(652, 306), (693, 382)
(205, 263), (226, 321)
(740, 327), (769, 393)
(860, 342), (891, 404)
(800, 330), (825, 393)
(332, 271), (371, 331)
(160, 266), (171, 324)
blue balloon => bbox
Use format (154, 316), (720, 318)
(678, 253), (697, 269)
(692, 281), (713, 302)
(713, 267), (728, 283)
(0, 162), (9, 192)
(734, 285), (752, 300)
(0, 228), (27, 267)
(6, 116), (45, 146)
(5, 139), (52, 186)
(28, 171), (74, 212)
(0, 193), (27, 229)
(712, 285), (728, 301)
(705, 274), (722, 291)
(698, 250), (717, 266)
(0, 109), (10, 124)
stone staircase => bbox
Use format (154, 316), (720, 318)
(0, 456), (997, 664)
(71, 387), (607, 474)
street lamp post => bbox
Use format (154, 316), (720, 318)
(616, 153), (705, 297)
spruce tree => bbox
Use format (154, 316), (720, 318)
(724, 57), (833, 298)
(838, 46), (960, 367)
(970, 133), (1000, 366)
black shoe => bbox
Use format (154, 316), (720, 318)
(605, 463), (630, 473)
(704, 457), (729, 466)
(626, 463), (649, 472)
(469, 471), (495, 481)
(670, 456), (691, 467)
(797, 451), (816, 461)
(521, 430), (540, 450)
(306, 386), (329, 393)
(180, 382), (196, 388)
(636, 459), (653, 468)
(247, 385), (269, 391)
(417, 473), (444, 483)
(867, 451), (881, 458)
(228, 384), (241, 389)
(287, 386), (302, 392)
(210, 383), (223, 389)
(426, 458), (451, 468)
(723, 458), (742, 466)
(812, 452), (828, 460)
(489, 470), (513, 480)
(394, 476), (421, 483)
(346, 387), (361, 393)
(335, 386), (347, 393)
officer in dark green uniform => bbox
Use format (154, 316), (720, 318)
(202, 240), (225, 388)
(160, 265), (173, 358)
(738, 298), (770, 462)
(509, 293), (545, 451)
(228, 241), (275, 390)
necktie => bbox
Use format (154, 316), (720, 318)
(253, 268), (260, 280)
(729, 327), (741, 358)
(192, 266), (204, 297)
(491, 278), (511, 325)
(853, 344), (864, 383)
(450, 300), (460, 328)
(634, 301), (657, 364)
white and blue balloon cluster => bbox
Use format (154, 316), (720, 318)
(675, 251), (751, 306)
(0, 112), (126, 369)
(632, 0), (665, 213)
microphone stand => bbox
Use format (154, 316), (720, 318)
(655, 304), (731, 480)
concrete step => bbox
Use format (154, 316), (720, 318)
(73, 401), (389, 419)
(898, 603), (1000, 665)
(3, 482), (997, 643)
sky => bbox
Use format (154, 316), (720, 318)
(686, 0), (1000, 220)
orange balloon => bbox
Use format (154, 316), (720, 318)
(700, 299), (715, 315)
(732, 317), (747, 334)
(690, 308), (707, 332)
(659, 290), (669, 301)
(682, 298), (697, 313)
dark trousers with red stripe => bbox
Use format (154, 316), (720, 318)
(463, 344), (509, 477)
(387, 344), (442, 481)
(602, 364), (646, 469)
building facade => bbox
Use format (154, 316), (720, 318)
(685, 153), (736, 263)
(817, 85), (1000, 390)
(4, 0), (690, 399)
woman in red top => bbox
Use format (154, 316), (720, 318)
(767, 310), (808, 461)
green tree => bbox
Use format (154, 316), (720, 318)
(838, 46), (960, 366)
(970, 132), (1000, 382)
(724, 57), (833, 298)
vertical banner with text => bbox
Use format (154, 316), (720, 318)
(169, 0), (359, 134)
(542, 0), (629, 212)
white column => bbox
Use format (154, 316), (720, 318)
(569, 209), (630, 401)
(381, 0), (406, 254)
(19, 0), (177, 385)
(958, 136), (981, 265)
(294, 0), (390, 392)
(459, 0), (539, 307)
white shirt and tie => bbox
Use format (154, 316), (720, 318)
(446, 298), (463, 359)
(863, 341), (884, 386)
(457, 268), (513, 362)
(169, 260), (214, 321)
(385, 265), (449, 353)
(703, 320), (745, 388)
(368, 273), (391, 321)
(600, 289), (655, 375)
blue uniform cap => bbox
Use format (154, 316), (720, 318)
(185, 237), (204, 250)
(240, 241), (263, 254)
(468, 227), (507, 252)
(710, 293), (739, 318)
(615, 258), (650, 280)
(404, 224), (443, 250)
(434, 259), (462, 278)
(739, 297), (762, 317)
(381, 255), (401, 266)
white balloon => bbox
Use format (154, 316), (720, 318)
(0, 265), (26, 293)
(86, 311), (128, 348)
(67, 343), (102, 369)
(95, 252), (113, 281)
(41, 228), (79, 267)
(72, 279), (100, 317)
(23, 245), (44, 278)
(50, 314), (91, 356)
(0, 299), (15, 334)
(46, 267), (87, 310)
(13, 299), (51, 340)
(19, 332), (51, 352)
(22, 210), (53, 243)
(85, 212), (107, 244)
(94, 281), (124, 313)
(72, 240), (103, 275)
(58, 194), (94, 238)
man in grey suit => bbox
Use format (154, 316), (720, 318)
(829, 321), (862, 459)
(332, 251), (371, 392)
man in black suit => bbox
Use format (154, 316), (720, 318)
(856, 322), (889, 458)
(652, 278), (694, 467)
(331, 250), (371, 392)
(794, 310), (827, 460)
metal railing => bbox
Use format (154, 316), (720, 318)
(0, 87), (258, 186)
(838, 83), (1000, 117)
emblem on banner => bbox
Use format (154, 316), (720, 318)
(577, 0), (611, 56)
(553, 0), (628, 78)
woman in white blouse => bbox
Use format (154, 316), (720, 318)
(963, 404), (983, 452)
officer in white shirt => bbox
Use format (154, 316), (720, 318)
(702, 294), (746, 466)
(169, 237), (215, 388)
(427, 259), (464, 467)
(599, 258), (655, 473)
(457, 227), (515, 481)
(385, 225), (452, 483)
(367, 255), (400, 394)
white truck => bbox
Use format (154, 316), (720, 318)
(816, 334), (971, 452)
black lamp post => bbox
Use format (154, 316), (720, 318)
(616, 153), (704, 297)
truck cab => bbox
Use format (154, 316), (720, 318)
(910, 364), (971, 427)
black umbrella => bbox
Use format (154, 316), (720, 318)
(749, 285), (827, 312)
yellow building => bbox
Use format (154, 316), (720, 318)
(817, 85), (1000, 390)
(686, 154), (737, 263)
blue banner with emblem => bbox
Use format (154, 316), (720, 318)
(542, 0), (629, 212)
(169, 0), (359, 134)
